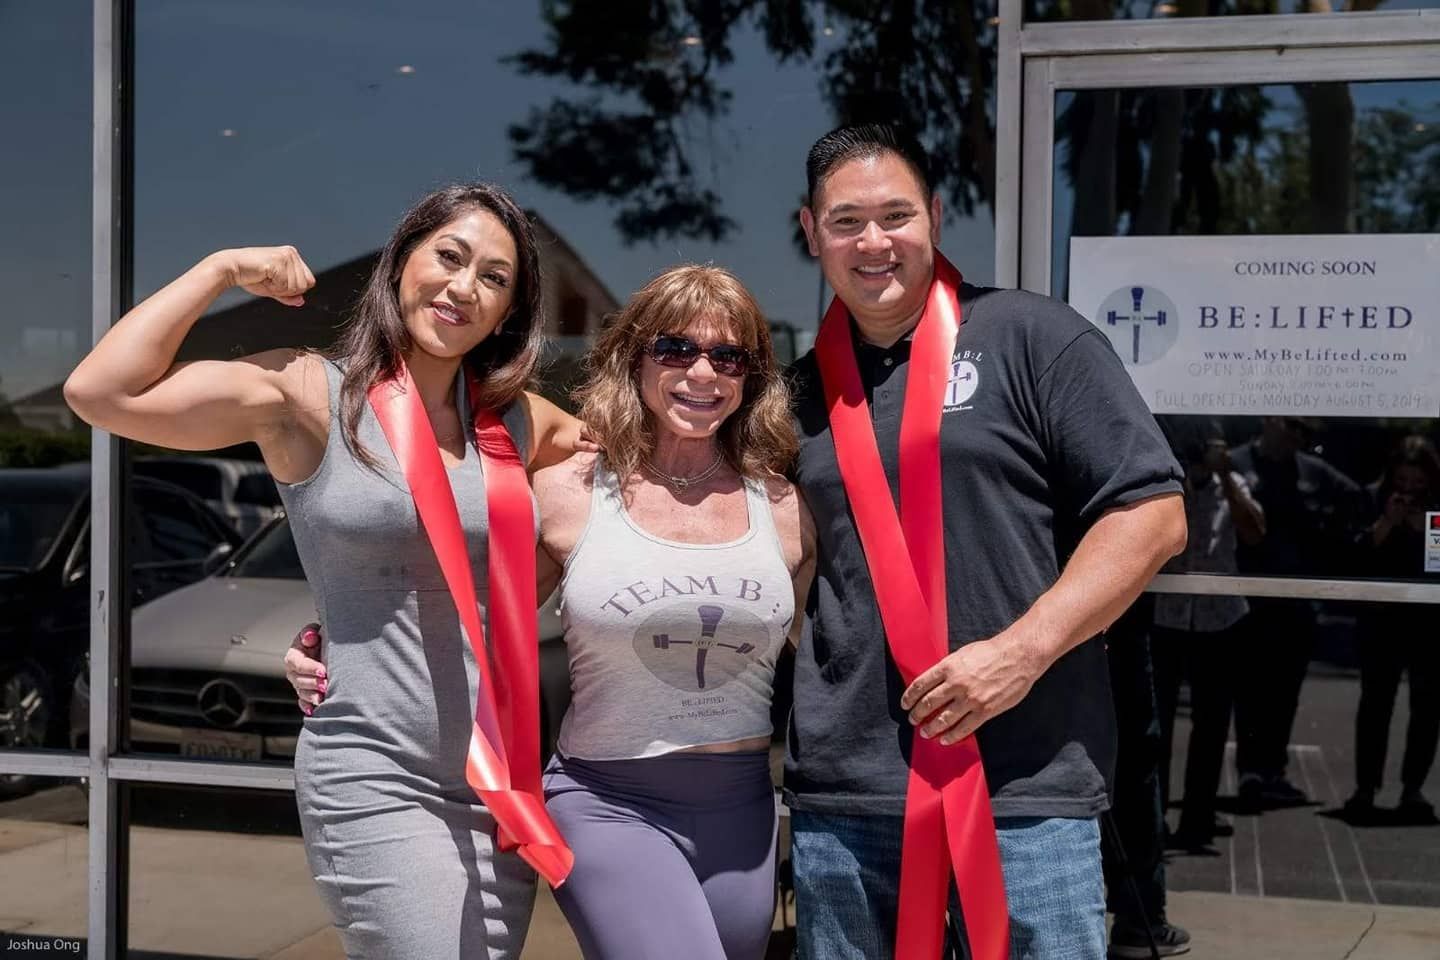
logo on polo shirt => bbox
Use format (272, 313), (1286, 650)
(943, 349), (983, 412)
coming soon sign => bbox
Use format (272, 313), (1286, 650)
(1068, 235), (1438, 418)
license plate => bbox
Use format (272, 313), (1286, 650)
(179, 728), (262, 761)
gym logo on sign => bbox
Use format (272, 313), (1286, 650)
(633, 603), (769, 692)
(943, 349), (983, 413)
(1095, 285), (1180, 366)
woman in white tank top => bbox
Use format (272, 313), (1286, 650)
(527, 265), (815, 960)
(288, 264), (816, 959)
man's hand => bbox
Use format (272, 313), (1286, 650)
(284, 622), (326, 715)
(899, 632), (1045, 745)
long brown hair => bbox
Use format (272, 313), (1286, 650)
(575, 265), (797, 483)
(328, 182), (544, 469)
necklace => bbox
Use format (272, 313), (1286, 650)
(643, 450), (724, 490)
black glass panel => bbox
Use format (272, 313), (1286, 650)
(1113, 596), (1440, 910)
(0, 2), (93, 765)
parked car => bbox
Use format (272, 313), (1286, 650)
(133, 455), (283, 541)
(0, 463), (242, 796)
(70, 515), (574, 764)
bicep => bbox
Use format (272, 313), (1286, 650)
(69, 350), (297, 451)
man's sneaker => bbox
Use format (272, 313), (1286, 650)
(1109, 920), (1192, 958)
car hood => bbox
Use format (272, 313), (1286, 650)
(131, 577), (317, 676)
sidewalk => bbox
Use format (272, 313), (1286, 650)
(1, 792), (1437, 958)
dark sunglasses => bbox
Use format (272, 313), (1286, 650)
(647, 334), (755, 377)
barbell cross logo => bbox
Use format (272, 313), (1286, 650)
(1106, 285), (1168, 364)
(652, 604), (757, 689)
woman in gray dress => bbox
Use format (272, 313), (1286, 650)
(64, 183), (589, 959)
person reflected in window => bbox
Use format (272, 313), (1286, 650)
(1229, 416), (1363, 809)
(1344, 435), (1440, 825)
(1152, 418), (1264, 850)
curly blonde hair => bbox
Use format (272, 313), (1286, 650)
(575, 264), (797, 484)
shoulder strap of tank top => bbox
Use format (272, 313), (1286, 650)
(589, 454), (626, 516)
(318, 356), (343, 400)
(568, 454), (627, 551)
(742, 475), (782, 550)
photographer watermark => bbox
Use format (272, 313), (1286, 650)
(3, 935), (83, 955)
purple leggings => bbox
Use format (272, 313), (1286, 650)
(542, 750), (778, 960)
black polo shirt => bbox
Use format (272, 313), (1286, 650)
(783, 283), (1183, 818)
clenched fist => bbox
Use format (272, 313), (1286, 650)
(219, 245), (316, 307)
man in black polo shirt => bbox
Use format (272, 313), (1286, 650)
(785, 124), (1187, 960)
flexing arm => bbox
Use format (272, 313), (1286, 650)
(901, 491), (1187, 744)
(64, 247), (316, 453)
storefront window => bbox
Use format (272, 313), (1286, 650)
(1122, 591), (1440, 913)
(0, 3), (93, 772)
(1049, 75), (1440, 923)
(1052, 80), (1440, 583)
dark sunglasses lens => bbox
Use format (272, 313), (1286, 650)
(651, 336), (699, 367)
(706, 346), (750, 376)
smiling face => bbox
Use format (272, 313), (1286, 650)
(800, 151), (942, 341)
(638, 317), (747, 442)
(396, 208), (518, 360)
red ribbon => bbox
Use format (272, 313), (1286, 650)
(815, 254), (1008, 960)
(369, 365), (574, 887)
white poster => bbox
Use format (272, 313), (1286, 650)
(1068, 235), (1439, 417)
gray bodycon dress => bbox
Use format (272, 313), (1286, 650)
(277, 359), (537, 959)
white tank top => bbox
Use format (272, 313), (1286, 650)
(555, 456), (793, 760)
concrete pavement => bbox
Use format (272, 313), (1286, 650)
(2, 791), (1437, 959)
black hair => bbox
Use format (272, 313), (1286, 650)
(329, 182), (544, 471)
(805, 123), (933, 207)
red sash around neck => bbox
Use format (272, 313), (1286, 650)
(369, 363), (573, 887)
(815, 254), (1008, 960)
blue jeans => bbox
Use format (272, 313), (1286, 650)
(791, 811), (1106, 960)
